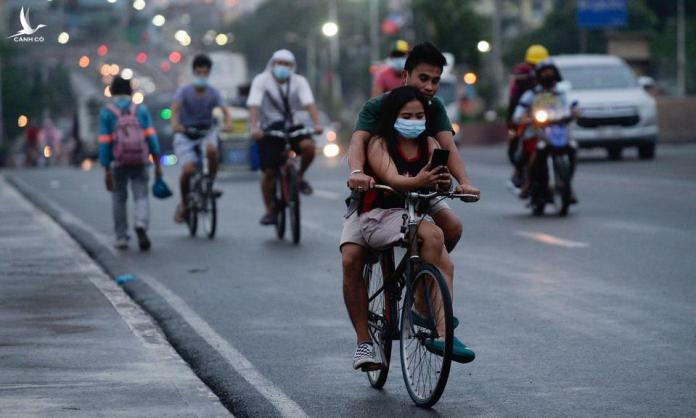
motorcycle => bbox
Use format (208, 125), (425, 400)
(524, 95), (578, 216)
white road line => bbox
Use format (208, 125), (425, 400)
(139, 272), (309, 418)
(514, 230), (589, 249)
(312, 189), (342, 200)
(8, 176), (308, 418)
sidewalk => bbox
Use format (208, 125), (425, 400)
(0, 178), (231, 417)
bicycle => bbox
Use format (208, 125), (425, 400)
(265, 127), (314, 244)
(362, 184), (479, 407)
(183, 126), (218, 239)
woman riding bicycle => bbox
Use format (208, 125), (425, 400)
(359, 86), (475, 363)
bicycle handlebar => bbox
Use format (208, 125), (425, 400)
(373, 184), (479, 203)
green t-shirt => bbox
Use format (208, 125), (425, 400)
(353, 95), (453, 134)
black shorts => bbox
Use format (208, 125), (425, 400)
(259, 124), (313, 170)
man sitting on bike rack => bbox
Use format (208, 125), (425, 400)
(171, 54), (233, 223)
(247, 49), (324, 226)
(353, 86), (476, 369)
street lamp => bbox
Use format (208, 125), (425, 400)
(152, 14), (165, 27)
(477, 40), (491, 53)
(322, 21), (338, 37)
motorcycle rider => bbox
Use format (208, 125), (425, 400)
(371, 40), (410, 97)
(507, 44), (549, 189)
(513, 60), (579, 201)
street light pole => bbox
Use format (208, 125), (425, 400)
(676, 0), (686, 96)
(327, 0), (342, 110)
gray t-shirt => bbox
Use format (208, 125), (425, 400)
(173, 84), (224, 128)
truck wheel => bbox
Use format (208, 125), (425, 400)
(638, 143), (655, 160)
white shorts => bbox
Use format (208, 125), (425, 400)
(173, 129), (218, 166)
(359, 208), (433, 251)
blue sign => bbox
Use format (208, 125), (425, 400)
(577, 0), (627, 28)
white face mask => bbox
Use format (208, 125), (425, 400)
(393, 118), (426, 139)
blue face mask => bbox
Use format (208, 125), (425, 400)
(389, 57), (406, 71)
(193, 77), (208, 88)
(272, 65), (292, 81)
(394, 118), (426, 139)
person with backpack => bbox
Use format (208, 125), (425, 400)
(99, 76), (161, 250)
(506, 44), (549, 189)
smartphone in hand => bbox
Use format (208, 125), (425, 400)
(430, 148), (450, 169)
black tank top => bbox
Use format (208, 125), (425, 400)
(360, 138), (429, 213)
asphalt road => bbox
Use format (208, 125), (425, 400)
(8, 144), (696, 417)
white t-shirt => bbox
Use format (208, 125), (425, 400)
(246, 72), (315, 129)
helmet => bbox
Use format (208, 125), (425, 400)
(152, 176), (173, 199)
(525, 44), (549, 65)
(389, 40), (410, 57)
(534, 59), (562, 82)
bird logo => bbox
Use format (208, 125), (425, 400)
(8, 7), (47, 39)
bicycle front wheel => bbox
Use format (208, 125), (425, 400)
(400, 263), (453, 408)
(187, 196), (198, 237)
(201, 182), (217, 239)
(288, 168), (301, 244)
(274, 174), (286, 239)
(365, 249), (395, 388)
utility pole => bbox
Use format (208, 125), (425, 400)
(491, 0), (505, 106)
(676, 0), (686, 96)
(328, 0), (342, 109)
(369, 0), (379, 64)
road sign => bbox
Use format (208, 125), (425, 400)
(577, 0), (627, 28)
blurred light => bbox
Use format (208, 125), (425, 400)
(57, 32), (70, 44)
(168, 51), (182, 64)
(107, 0), (117, 3)
(160, 108), (172, 120)
(132, 92), (144, 104)
(179, 36), (191, 47)
(133, 0), (146, 10)
(109, 64), (120, 76)
(326, 130), (337, 142)
(136, 52), (148, 64)
(174, 30), (188, 42)
(534, 110), (549, 123)
(121, 68), (134, 80)
(80, 159), (93, 171)
(152, 14), (165, 26)
(463, 72), (477, 85)
(18, 115), (28, 128)
(160, 61), (171, 72)
(79, 55), (90, 68)
(100, 64), (110, 76)
(323, 143), (340, 158)
(452, 123), (460, 134)
(477, 40), (491, 53)
(215, 33), (228, 46)
(160, 154), (178, 166)
(97, 44), (108, 56)
(43, 146), (53, 158)
(104, 86), (112, 97)
(148, 154), (154, 163)
(322, 21), (338, 37)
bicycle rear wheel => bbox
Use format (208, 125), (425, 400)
(400, 263), (453, 408)
(274, 174), (286, 239)
(288, 168), (301, 244)
(201, 181), (217, 239)
(365, 249), (395, 388)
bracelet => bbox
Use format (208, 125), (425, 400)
(350, 170), (363, 175)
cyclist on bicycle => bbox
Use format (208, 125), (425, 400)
(171, 54), (233, 223)
(341, 42), (479, 369)
(351, 86), (475, 369)
(247, 49), (323, 225)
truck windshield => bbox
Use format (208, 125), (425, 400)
(560, 65), (637, 90)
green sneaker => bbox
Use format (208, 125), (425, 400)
(424, 337), (476, 364)
(410, 310), (459, 329)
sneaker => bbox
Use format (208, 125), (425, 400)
(411, 310), (459, 329)
(259, 213), (276, 226)
(114, 237), (129, 250)
(299, 180), (313, 195)
(135, 226), (151, 251)
(352, 342), (381, 371)
(424, 337), (476, 364)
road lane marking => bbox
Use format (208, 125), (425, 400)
(313, 189), (342, 200)
(139, 272), (308, 418)
(515, 230), (589, 249)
